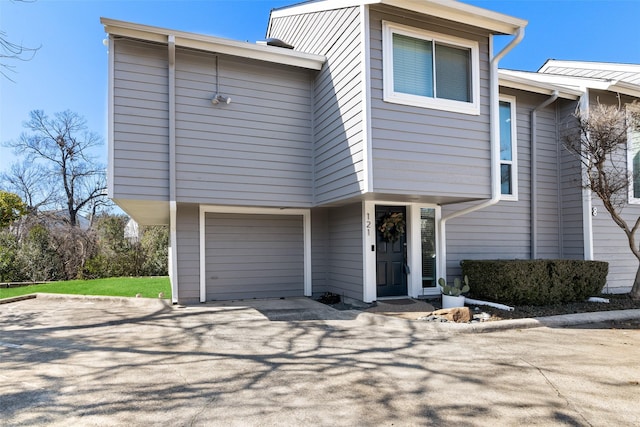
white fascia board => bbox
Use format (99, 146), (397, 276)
(271, 0), (527, 35)
(498, 71), (582, 99)
(609, 81), (640, 99)
(518, 73), (640, 98)
(500, 70), (609, 92)
(100, 18), (325, 70)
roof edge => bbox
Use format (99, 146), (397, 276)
(540, 59), (640, 74)
(498, 70), (582, 100)
(501, 69), (640, 99)
(100, 17), (326, 71)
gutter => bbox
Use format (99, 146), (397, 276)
(438, 27), (525, 281)
(530, 90), (559, 259)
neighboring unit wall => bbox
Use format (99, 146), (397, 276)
(269, 6), (366, 205)
(174, 49), (315, 207)
(444, 89), (566, 277)
(556, 98), (584, 260)
(326, 203), (364, 300)
(588, 90), (639, 293)
(592, 197), (639, 293)
(532, 93), (563, 259)
(111, 39), (169, 202)
(369, 6), (492, 202)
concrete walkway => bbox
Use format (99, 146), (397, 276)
(1, 294), (639, 426)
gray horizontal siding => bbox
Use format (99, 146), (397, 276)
(369, 6), (492, 199)
(592, 198), (639, 293)
(531, 93), (562, 259)
(556, 98), (584, 260)
(176, 203), (200, 304)
(326, 203), (363, 300)
(204, 213), (304, 300)
(112, 39), (169, 201)
(174, 49), (315, 207)
(588, 90), (640, 293)
(445, 89), (568, 278)
(270, 7), (366, 205)
(311, 208), (329, 294)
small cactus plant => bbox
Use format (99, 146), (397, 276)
(438, 276), (470, 297)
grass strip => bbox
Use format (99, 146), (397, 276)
(0, 277), (170, 300)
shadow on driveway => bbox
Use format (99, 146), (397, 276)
(1, 294), (639, 426)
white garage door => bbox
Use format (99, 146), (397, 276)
(205, 212), (304, 300)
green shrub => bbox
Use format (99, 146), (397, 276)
(461, 259), (608, 305)
(0, 231), (26, 282)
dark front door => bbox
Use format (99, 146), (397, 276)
(376, 205), (407, 297)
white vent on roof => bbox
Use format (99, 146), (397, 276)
(257, 38), (294, 49)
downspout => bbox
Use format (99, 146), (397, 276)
(579, 91), (594, 260)
(168, 35), (179, 304)
(530, 90), (559, 259)
(439, 27), (524, 281)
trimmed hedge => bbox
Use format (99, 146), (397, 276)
(461, 259), (608, 306)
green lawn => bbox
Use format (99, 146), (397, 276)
(0, 277), (171, 300)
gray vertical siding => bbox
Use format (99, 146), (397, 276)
(588, 90), (640, 293)
(444, 89), (566, 278)
(174, 49), (315, 207)
(176, 203), (200, 304)
(269, 7), (366, 204)
(326, 203), (364, 300)
(369, 6), (492, 199)
(204, 213), (304, 300)
(112, 39), (169, 201)
(556, 98), (585, 260)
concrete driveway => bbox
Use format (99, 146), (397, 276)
(1, 295), (639, 426)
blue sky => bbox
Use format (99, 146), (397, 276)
(1, 0), (639, 174)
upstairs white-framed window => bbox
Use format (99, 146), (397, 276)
(382, 21), (480, 115)
(499, 95), (518, 200)
(627, 104), (640, 204)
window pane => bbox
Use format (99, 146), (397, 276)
(420, 208), (436, 288)
(435, 43), (471, 102)
(500, 101), (512, 161)
(501, 164), (512, 195)
(393, 33), (433, 97)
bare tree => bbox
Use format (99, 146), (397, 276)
(1, 161), (54, 211)
(1, 0), (41, 81)
(564, 102), (640, 300)
(4, 110), (108, 227)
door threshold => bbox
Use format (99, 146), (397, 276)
(376, 296), (411, 301)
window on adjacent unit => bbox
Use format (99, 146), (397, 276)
(382, 21), (480, 115)
(628, 105), (640, 203)
(499, 96), (517, 200)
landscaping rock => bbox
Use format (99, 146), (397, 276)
(431, 307), (472, 323)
